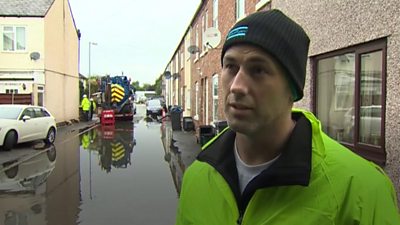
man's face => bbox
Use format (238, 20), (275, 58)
(221, 44), (293, 135)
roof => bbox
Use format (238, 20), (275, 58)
(0, 0), (55, 17)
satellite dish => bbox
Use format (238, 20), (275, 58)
(30, 52), (40, 60)
(164, 71), (171, 79)
(203, 27), (221, 49)
(187, 45), (200, 54)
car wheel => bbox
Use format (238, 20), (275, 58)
(3, 131), (17, 151)
(47, 146), (57, 162)
(3, 161), (18, 179)
(44, 128), (56, 144)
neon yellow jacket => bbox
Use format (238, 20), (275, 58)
(176, 109), (400, 225)
(81, 97), (90, 111)
(81, 133), (90, 149)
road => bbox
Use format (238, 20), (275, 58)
(0, 104), (198, 225)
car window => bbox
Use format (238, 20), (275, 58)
(33, 107), (46, 117)
(41, 108), (51, 117)
(0, 107), (22, 119)
(148, 100), (161, 107)
(20, 108), (35, 119)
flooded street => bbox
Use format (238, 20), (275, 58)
(0, 105), (201, 225)
(78, 120), (178, 225)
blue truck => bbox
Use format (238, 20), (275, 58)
(97, 75), (136, 120)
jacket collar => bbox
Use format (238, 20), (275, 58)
(197, 112), (312, 206)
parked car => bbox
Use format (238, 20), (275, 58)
(0, 105), (57, 151)
(146, 99), (163, 118)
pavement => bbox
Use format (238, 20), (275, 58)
(165, 121), (201, 169)
(57, 116), (99, 136)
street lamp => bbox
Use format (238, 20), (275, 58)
(88, 41), (97, 97)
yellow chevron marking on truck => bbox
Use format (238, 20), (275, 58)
(112, 87), (125, 95)
(112, 143), (125, 161)
(111, 93), (124, 102)
(111, 84), (125, 103)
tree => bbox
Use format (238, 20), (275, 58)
(154, 74), (163, 96)
(131, 80), (143, 91)
(142, 83), (155, 91)
(84, 75), (100, 97)
(79, 79), (85, 101)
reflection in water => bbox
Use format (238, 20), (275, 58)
(77, 118), (179, 224)
(0, 145), (57, 225)
(80, 122), (136, 173)
(160, 123), (186, 194)
(0, 116), (186, 225)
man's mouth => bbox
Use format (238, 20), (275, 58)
(228, 102), (252, 110)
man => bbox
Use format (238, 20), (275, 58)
(175, 9), (399, 224)
(89, 98), (97, 121)
(80, 94), (90, 121)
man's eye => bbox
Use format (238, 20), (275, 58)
(224, 64), (238, 72)
(224, 64), (233, 69)
(250, 66), (267, 76)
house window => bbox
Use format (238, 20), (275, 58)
(236, 0), (246, 20)
(195, 25), (200, 60)
(3, 26), (26, 51)
(205, 78), (209, 124)
(38, 85), (44, 106)
(314, 39), (386, 165)
(195, 82), (199, 116)
(175, 54), (179, 72)
(202, 11), (208, 53)
(6, 89), (18, 94)
(186, 88), (191, 110)
(213, 0), (219, 28)
(212, 74), (219, 121)
(180, 50), (184, 69)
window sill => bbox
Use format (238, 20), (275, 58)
(255, 0), (271, 11)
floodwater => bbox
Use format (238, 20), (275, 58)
(0, 112), (195, 225)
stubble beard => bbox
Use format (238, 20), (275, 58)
(225, 106), (260, 136)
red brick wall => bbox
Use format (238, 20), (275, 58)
(189, 0), (267, 127)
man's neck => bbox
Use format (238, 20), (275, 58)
(235, 115), (296, 165)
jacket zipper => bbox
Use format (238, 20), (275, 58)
(237, 210), (244, 224)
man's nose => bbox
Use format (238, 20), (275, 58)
(230, 68), (249, 95)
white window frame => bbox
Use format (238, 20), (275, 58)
(236, 0), (246, 21)
(213, 0), (219, 29)
(205, 78), (209, 124)
(38, 85), (44, 106)
(186, 88), (191, 110)
(202, 12), (209, 54)
(180, 50), (184, 69)
(195, 82), (199, 116)
(212, 74), (219, 122)
(175, 54), (179, 72)
(195, 24), (200, 60)
(2, 25), (26, 52)
(256, 0), (270, 11)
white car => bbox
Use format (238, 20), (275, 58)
(0, 105), (57, 151)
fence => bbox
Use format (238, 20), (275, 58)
(0, 94), (32, 105)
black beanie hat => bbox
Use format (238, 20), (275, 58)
(221, 9), (310, 101)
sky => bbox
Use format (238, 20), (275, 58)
(68, 0), (201, 85)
